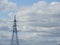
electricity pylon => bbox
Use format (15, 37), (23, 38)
(10, 15), (19, 45)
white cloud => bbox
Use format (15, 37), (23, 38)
(0, 0), (16, 12)
(0, 0), (60, 45)
(14, 1), (60, 40)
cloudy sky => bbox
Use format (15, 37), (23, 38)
(0, 0), (60, 45)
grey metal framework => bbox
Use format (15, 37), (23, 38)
(10, 15), (19, 45)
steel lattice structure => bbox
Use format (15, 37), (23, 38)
(10, 15), (19, 45)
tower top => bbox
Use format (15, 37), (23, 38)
(13, 15), (17, 33)
(14, 15), (16, 22)
(14, 15), (16, 19)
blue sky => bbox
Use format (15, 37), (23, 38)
(9, 0), (38, 6)
(9, 0), (60, 6)
(0, 11), (9, 19)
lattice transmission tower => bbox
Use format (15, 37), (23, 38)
(10, 15), (19, 45)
